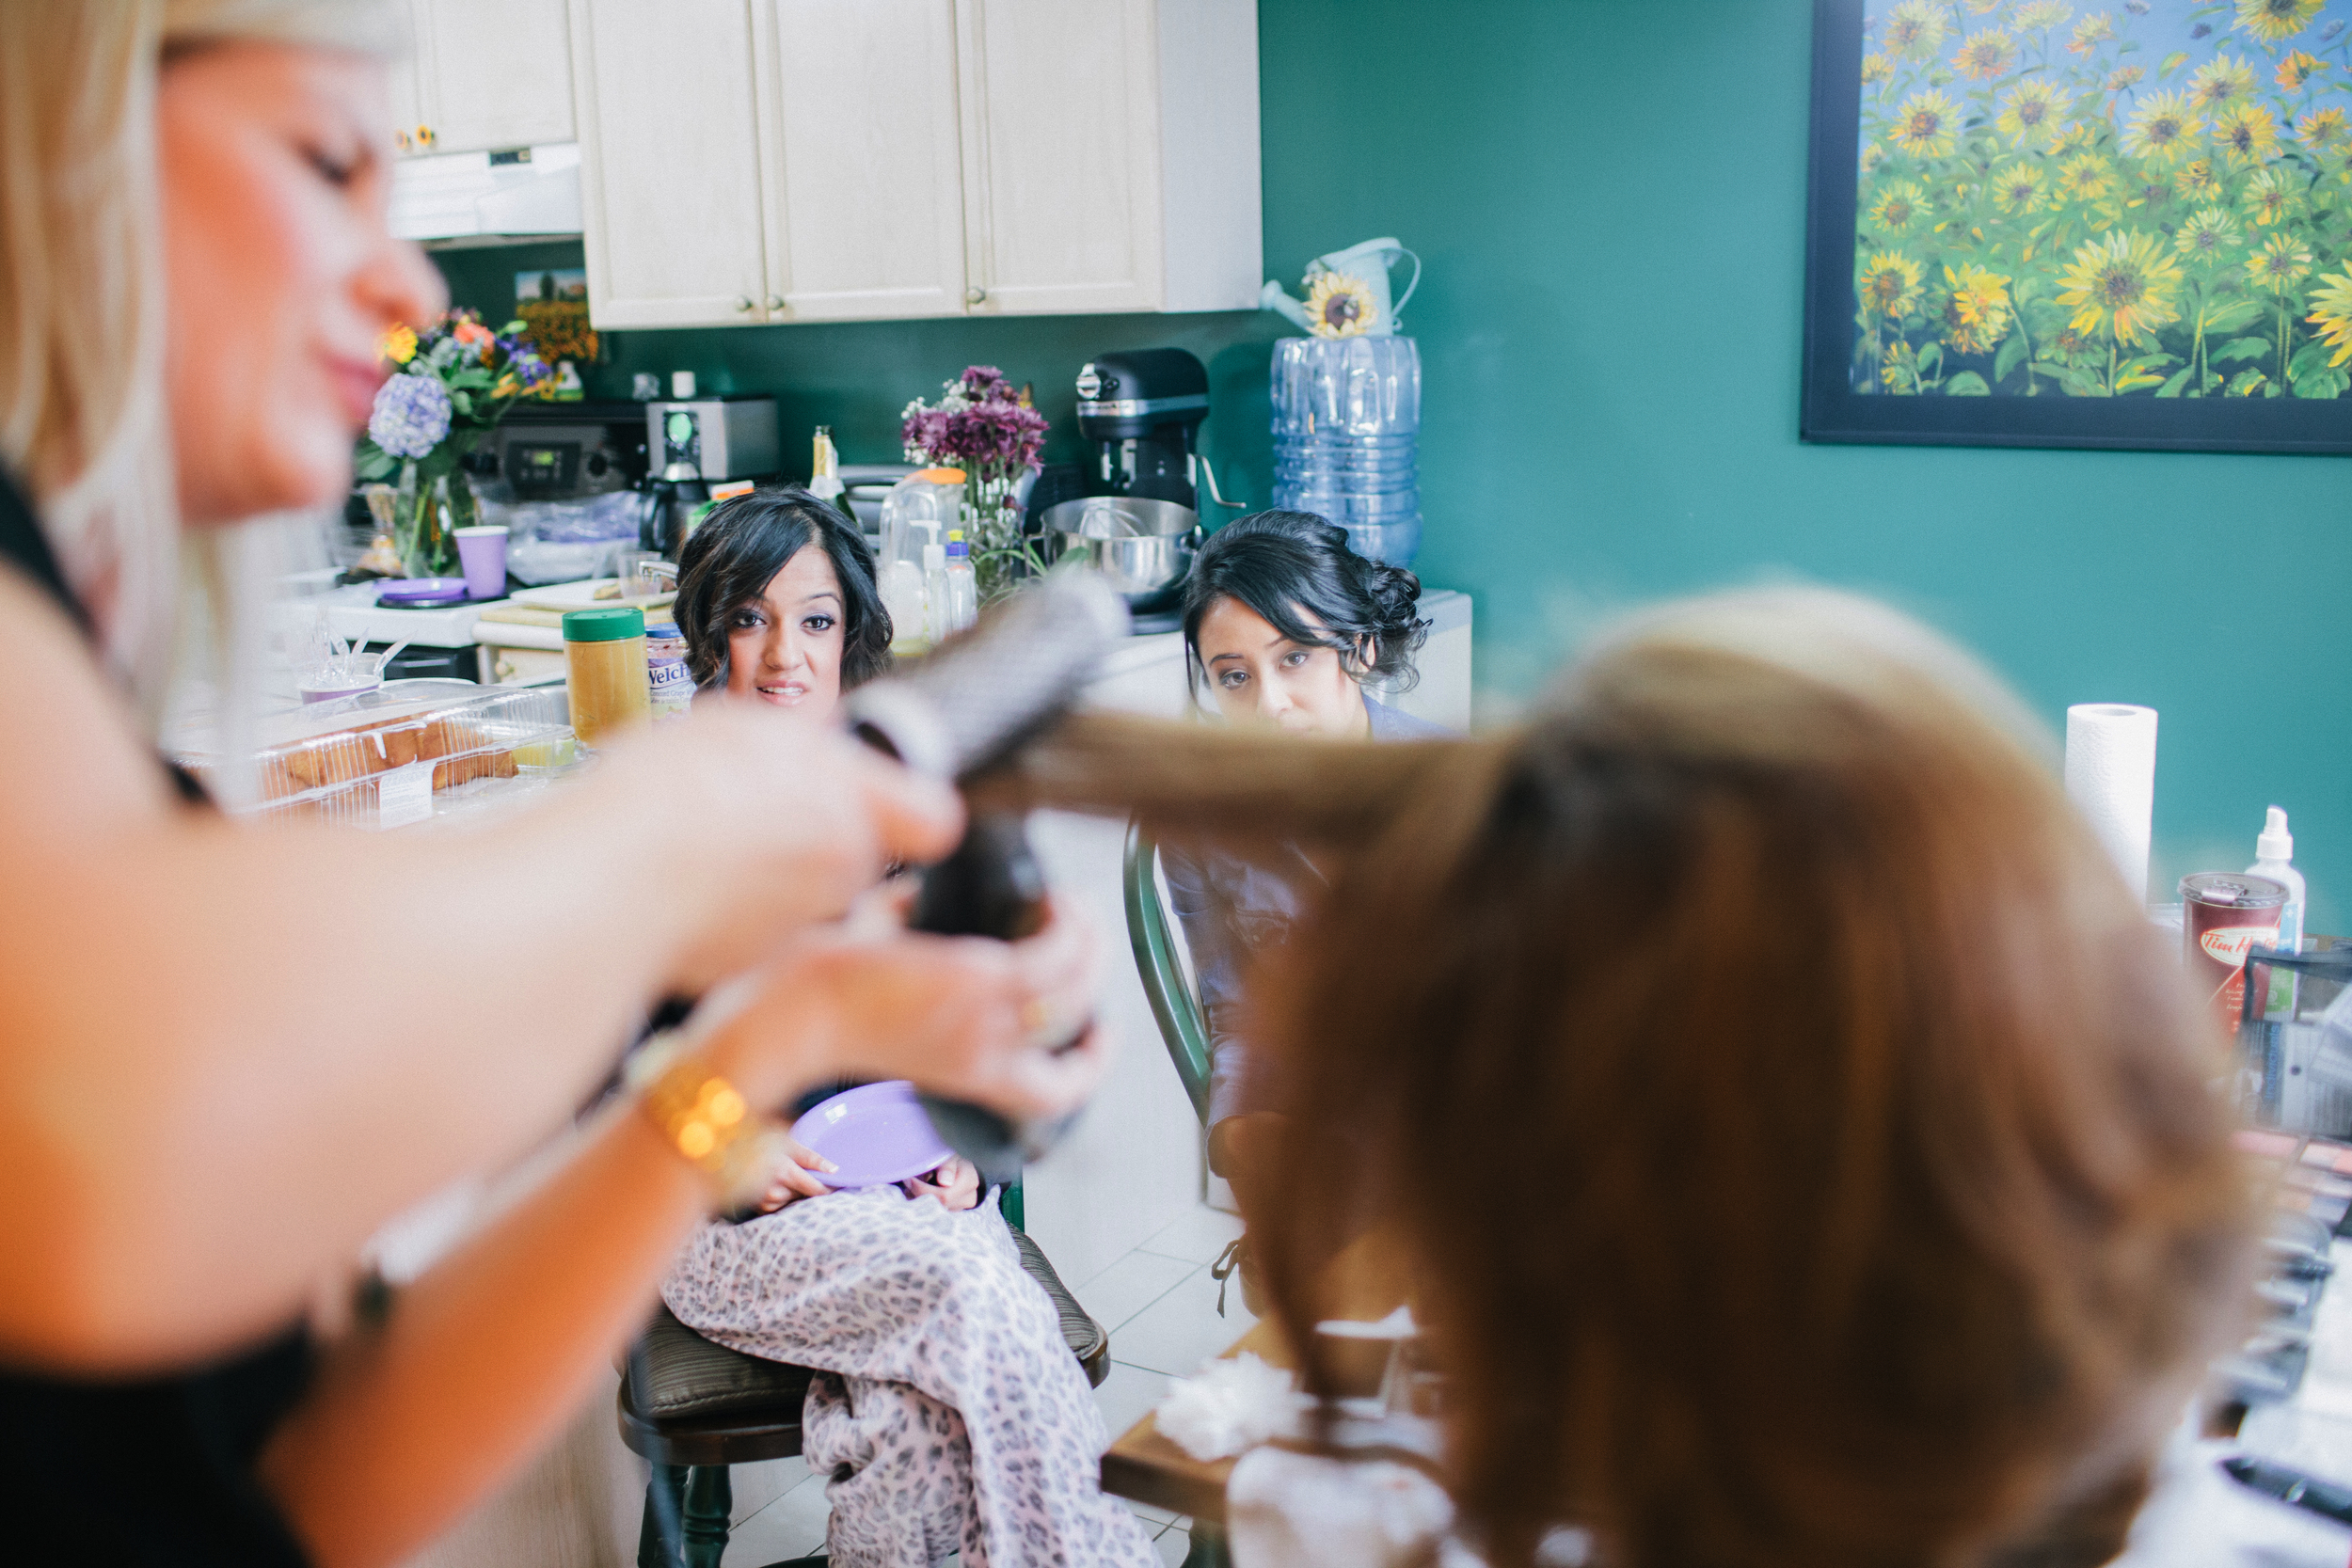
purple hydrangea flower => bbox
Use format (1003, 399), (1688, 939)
(368, 372), (452, 458)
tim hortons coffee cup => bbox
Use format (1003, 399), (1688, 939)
(2182, 872), (2289, 1037)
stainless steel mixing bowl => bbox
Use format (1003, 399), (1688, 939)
(1038, 497), (1200, 603)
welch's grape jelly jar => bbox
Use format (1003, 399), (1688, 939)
(2182, 872), (2289, 1037)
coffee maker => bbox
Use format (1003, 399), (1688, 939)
(641, 396), (781, 554)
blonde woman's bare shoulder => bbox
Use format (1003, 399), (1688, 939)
(0, 567), (177, 827)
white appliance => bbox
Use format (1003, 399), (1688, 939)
(389, 143), (582, 244)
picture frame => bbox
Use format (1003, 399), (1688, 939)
(1802, 0), (2352, 453)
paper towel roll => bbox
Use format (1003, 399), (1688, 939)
(2065, 704), (2158, 904)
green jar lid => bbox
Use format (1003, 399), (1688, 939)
(563, 606), (645, 643)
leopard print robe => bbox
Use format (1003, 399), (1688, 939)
(662, 1186), (1158, 1568)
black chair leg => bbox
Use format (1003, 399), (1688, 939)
(681, 1464), (735, 1568)
(1179, 1523), (1232, 1568)
(638, 1464), (689, 1568)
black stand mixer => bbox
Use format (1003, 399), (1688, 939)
(1038, 348), (1242, 628)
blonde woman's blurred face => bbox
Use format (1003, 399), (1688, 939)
(157, 43), (444, 527)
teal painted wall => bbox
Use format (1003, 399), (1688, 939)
(436, 0), (2350, 927)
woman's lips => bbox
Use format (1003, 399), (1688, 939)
(329, 357), (384, 427)
(756, 682), (809, 706)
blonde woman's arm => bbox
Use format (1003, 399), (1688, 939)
(0, 574), (961, 1370)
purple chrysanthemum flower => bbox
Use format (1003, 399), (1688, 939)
(368, 372), (452, 458)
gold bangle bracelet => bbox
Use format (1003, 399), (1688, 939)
(628, 1034), (783, 1207)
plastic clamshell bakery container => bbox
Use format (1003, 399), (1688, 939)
(186, 684), (578, 829)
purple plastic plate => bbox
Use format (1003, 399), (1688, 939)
(788, 1081), (953, 1190)
(377, 577), (472, 608)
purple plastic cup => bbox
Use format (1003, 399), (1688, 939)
(453, 525), (509, 601)
(788, 1081), (954, 1190)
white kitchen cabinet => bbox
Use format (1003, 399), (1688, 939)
(394, 0), (575, 157)
(567, 0), (776, 329)
(752, 0), (970, 322)
(569, 0), (1261, 330)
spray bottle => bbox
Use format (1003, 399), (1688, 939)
(2249, 805), (2308, 1018)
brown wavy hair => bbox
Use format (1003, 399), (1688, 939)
(989, 587), (2253, 1568)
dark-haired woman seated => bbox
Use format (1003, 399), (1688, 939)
(1164, 512), (1445, 1259)
(660, 488), (1156, 1568)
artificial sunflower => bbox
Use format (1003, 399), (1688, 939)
(1890, 89), (1961, 158)
(2174, 204), (2241, 262)
(1870, 181), (1930, 233)
(2122, 91), (2202, 163)
(1858, 249), (1926, 320)
(2068, 11), (2116, 54)
(1862, 52), (1895, 87)
(2176, 156), (2222, 198)
(1304, 271), (1376, 338)
(2234, 0), (2324, 44)
(2307, 266), (2352, 366)
(1993, 161), (2049, 213)
(2107, 65), (2145, 90)
(2190, 55), (2257, 111)
(2015, 0), (2074, 29)
(2277, 51), (2327, 90)
(2247, 231), (2314, 293)
(2244, 166), (2300, 226)
(2296, 107), (2348, 150)
(1884, 0), (1948, 59)
(1953, 28), (2019, 80)
(1998, 80), (2066, 146)
(2056, 229), (2184, 344)
(2213, 100), (2280, 164)
(1942, 262), (2013, 353)
(377, 322), (418, 365)
(2057, 151), (2116, 201)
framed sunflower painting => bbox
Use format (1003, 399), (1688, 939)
(1803, 0), (2352, 452)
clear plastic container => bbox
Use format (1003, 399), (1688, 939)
(1270, 336), (1422, 438)
(1271, 483), (1423, 522)
(179, 684), (577, 829)
(1340, 517), (1422, 568)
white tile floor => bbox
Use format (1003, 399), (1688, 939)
(718, 1202), (1248, 1566)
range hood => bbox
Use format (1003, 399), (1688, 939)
(389, 143), (582, 246)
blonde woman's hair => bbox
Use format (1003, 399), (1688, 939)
(0, 0), (395, 710)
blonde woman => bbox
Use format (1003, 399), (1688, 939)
(0, 5), (1105, 1564)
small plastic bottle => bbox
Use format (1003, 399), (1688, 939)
(922, 541), (950, 646)
(2249, 805), (2308, 1017)
(944, 529), (978, 634)
(809, 425), (844, 505)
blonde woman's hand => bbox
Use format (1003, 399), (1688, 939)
(586, 709), (965, 990)
(705, 894), (1110, 1130)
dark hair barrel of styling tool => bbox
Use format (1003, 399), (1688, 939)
(841, 571), (1132, 1183)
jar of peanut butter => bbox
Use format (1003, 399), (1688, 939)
(563, 606), (650, 749)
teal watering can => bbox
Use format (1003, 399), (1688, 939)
(1261, 237), (1422, 337)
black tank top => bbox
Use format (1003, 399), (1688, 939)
(0, 468), (313, 1566)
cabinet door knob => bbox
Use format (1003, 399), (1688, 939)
(766, 294), (786, 311)
(734, 295), (755, 312)
(965, 286), (988, 305)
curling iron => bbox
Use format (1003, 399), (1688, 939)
(842, 571), (1132, 1183)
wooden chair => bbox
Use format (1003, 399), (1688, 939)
(620, 1214), (1107, 1568)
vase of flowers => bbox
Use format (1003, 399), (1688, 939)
(899, 366), (1048, 598)
(358, 311), (550, 578)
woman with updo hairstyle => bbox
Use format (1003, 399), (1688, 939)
(1167, 511), (1448, 1277)
(674, 486), (892, 719)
